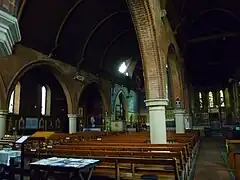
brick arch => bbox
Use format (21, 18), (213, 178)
(77, 81), (109, 113)
(127, 0), (167, 99)
(7, 60), (74, 114)
(0, 73), (7, 110)
(167, 44), (184, 107)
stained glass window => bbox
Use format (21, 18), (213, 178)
(199, 92), (203, 109)
(220, 90), (225, 107)
(208, 91), (214, 108)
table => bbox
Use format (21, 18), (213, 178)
(0, 149), (21, 180)
(30, 157), (100, 180)
(0, 149), (21, 166)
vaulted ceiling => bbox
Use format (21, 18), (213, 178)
(19, 0), (240, 89)
(166, 0), (240, 88)
(19, 0), (142, 89)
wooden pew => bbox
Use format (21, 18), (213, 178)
(234, 153), (240, 180)
(26, 148), (183, 180)
(226, 139), (240, 170)
(25, 132), (199, 180)
(26, 152), (181, 180)
(31, 142), (189, 178)
(94, 157), (181, 180)
(60, 142), (190, 162)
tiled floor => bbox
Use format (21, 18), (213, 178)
(194, 137), (232, 180)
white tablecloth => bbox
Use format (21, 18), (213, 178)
(0, 150), (21, 166)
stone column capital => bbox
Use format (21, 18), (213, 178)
(67, 114), (78, 118)
(145, 99), (168, 107)
(0, 110), (8, 116)
(174, 109), (185, 114)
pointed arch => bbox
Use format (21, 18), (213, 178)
(14, 81), (21, 114)
(77, 81), (108, 113)
(126, 0), (167, 99)
(8, 81), (21, 114)
(7, 60), (74, 114)
(114, 90), (128, 121)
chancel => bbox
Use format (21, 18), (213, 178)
(0, 0), (239, 179)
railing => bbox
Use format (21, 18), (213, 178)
(0, 0), (22, 17)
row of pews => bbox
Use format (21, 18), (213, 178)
(24, 130), (200, 180)
(226, 139), (240, 179)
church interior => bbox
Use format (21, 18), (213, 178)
(0, 0), (240, 179)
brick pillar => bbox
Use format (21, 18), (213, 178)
(127, 0), (168, 143)
(168, 53), (183, 107)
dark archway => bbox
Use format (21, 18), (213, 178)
(9, 65), (68, 133)
(78, 82), (105, 129)
(114, 91), (127, 121)
(19, 66), (67, 117)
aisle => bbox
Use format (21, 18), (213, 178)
(193, 137), (232, 180)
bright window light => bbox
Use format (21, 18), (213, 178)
(119, 62), (127, 73)
(8, 91), (14, 113)
(41, 86), (47, 115)
(126, 72), (129, 76)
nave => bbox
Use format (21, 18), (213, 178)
(194, 137), (233, 180)
(0, 125), (239, 179)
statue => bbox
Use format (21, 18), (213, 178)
(39, 118), (44, 129)
(79, 120), (84, 131)
(18, 117), (24, 130)
(176, 98), (181, 109)
(90, 116), (96, 128)
(55, 118), (60, 129)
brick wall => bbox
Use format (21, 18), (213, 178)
(127, 0), (184, 102)
(0, 45), (112, 114)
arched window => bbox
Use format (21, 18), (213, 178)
(220, 90), (225, 107)
(199, 92), (203, 109)
(8, 82), (21, 114)
(41, 85), (51, 116)
(208, 91), (214, 108)
(41, 86), (47, 115)
(8, 91), (14, 113)
(115, 92), (125, 121)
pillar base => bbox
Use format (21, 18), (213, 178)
(68, 114), (78, 134)
(145, 99), (168, 144)
(0, 110), (8, 139)
(175, 109), (185, 134)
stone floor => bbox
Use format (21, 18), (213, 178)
(194, 137), (233, 180)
